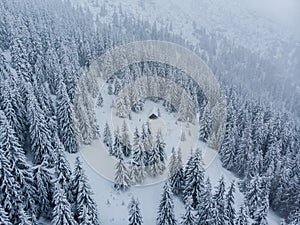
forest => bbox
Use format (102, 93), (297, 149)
(0, 0), (299, 224)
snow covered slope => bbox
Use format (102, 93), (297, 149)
(73, 0), (299, 55)
(67, 85), (282, 224)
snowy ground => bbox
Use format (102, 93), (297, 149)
(65, 83), (282, 224)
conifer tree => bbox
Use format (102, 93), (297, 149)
(96, 92), (103, 107)
(0, 110), (36, 219)
(72, 157), (100, 225)
(52, 184), (77, 225)
(103, 122), (113, 154)
(26, 86), (53, 164)
(56, 82), (79, 153)
(121, 120), (131, 157)
(0, 81), (25, 145)
(113, 128), (124, 159)
(128, 197), (143, 225)
(209, 176), (226, 225)
(148, 143), (165, 177)
(114, 159), (131, 191)
(168, 148), (177, 178)
(180, 197), (197, 225)
(0, 120), (22, 221)
(199, 104), (211, 143)
(244, 175), (269, 221)
(131, 128), (146, 184)
(54, 143), (73, 201)
(183, 150), (205, 209)
(220, 122), (237, 170)
(32, 156), (54, 219)
(234, 205), (249, 225)
(169, 148), (184, 198)
(156, 182), (177, 225)
(197, 178), (213, 224)
(225, 181), (236, 225)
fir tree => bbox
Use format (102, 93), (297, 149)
(72, 157), (100, 225)
(113, 127), (124, 159)
(220, 122), (237, 170)
(0, 123), (19, 219)
(56, 82), (79, 153)
(234, 205), (249, 225)
(121, 120), (131, 157)
(225, 181), (236, 225)
(131, 128), (146, 184)
(51, 184), (77, 225)
(54, 143), (73, 201)
(180, 197), (197, 225)
(233, 123), (252, 177)
(0, 110), (36, 219)
(156, 182), (177, 225)
(0, 81), (25, 146)
(212, 176), (226, 225)
(244, 175), (269, 221)
(196, 178), (212, 224)
(32, 156), (54, 219)
(103, 122), (113, 155)
(114, 159), (131, 191)
(96, 92), (103, 107)
(26, 87), (53, 164)
(183, 150), (205, 209)
(169, 148), (184, 198)
(128, 197), (143, 225)
(199, 104), (211, 143)
(168, 148), (177, 178)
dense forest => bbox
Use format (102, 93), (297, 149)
(0, 0), (299, 224)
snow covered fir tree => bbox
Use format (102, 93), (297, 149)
(0, 0), (299, 224)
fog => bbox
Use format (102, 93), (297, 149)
(245, 0), (300, 39)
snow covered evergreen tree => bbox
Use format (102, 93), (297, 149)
(32, 156), (54, 219)
(113, 127), (124, 159)
(128, 197), (143, 225)
(225, 181), (236, 225)
(147, 133), (166, 177)
(0, 80), (26, 146)
(54, 143), (73, 201)
(103, 122), (113, 154)
(244, 175), (269, 222)
(156, 182), (177, 225)
(26, 86), (53, 164)
(114, 159), (131, 191)
(234, 204), (249, 225)
(220, 122), (237, 170)
(180, 196), (197, 225)
(183, 150), (205, 209)
(121, 120), (132, 157)
(199, 104), (212, 143)
(213, 176), (226, 224)
(56, 82), (79, 153)
(52, 183), (77, 225)
(96, 92), (103, 107)
(168, 148), (177, 177)
(130, 128), (146, 184)
(196, 178), (213, 224)
(169, 148), (184, 198)
(72, 157), (100, 225)
(0, 110), (36, 220)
